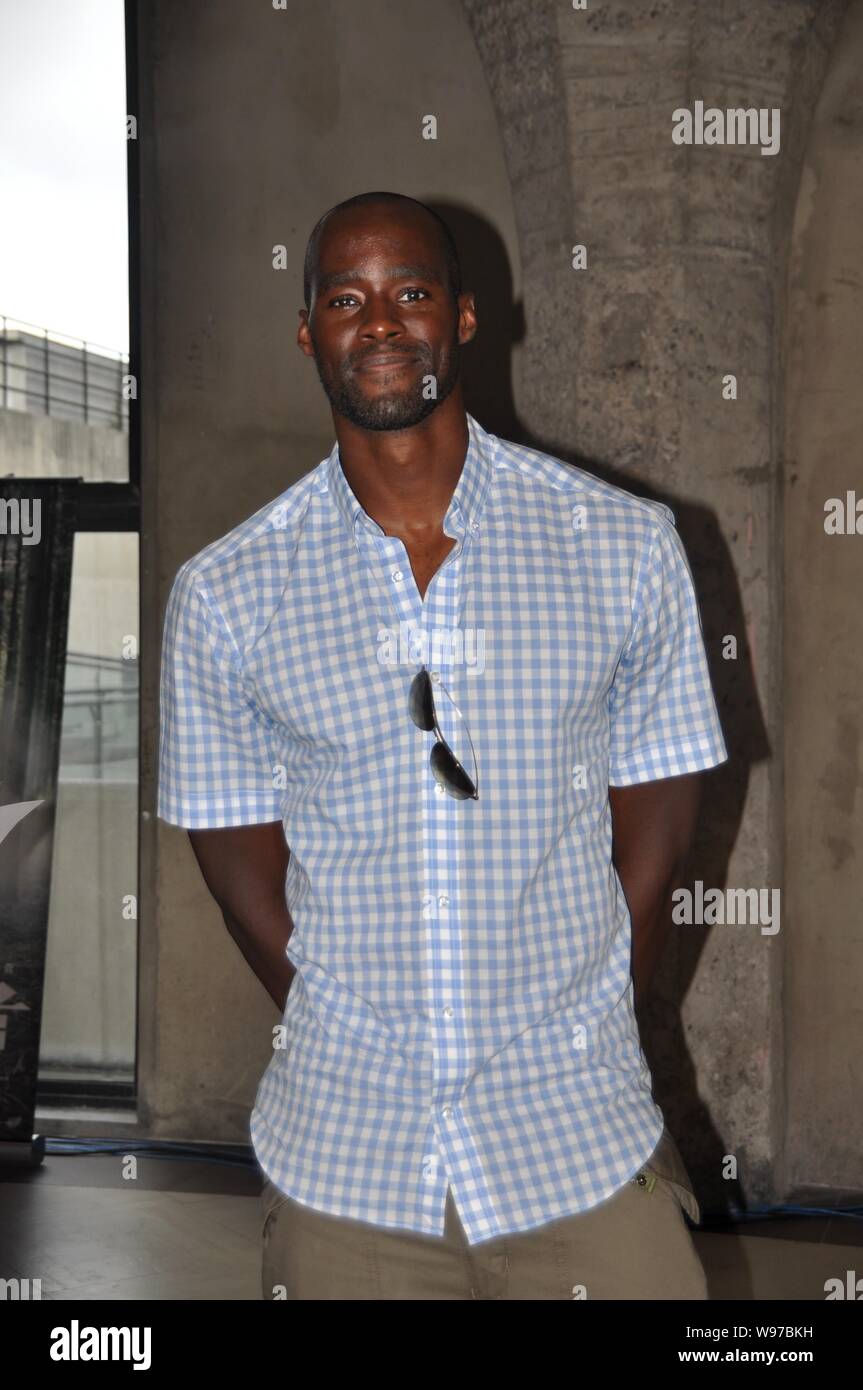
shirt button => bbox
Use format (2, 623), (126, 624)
(391, 569), (403, 582)
(442, 1006), (454, 1018)
(469, 520), (479, 533)
(437, 894), (449, 908)
(429, 670), (440, 683)
(442, 1106), (454, 1119)
(434, 783), (445, 796)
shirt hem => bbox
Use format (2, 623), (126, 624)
(156, 804), (284, 829)
(461, 1110), (667, 1245)
(250, 1106), (668, 1246)
(608, 744), (729, 787)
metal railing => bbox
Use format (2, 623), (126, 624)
(0, 314), (129, 431)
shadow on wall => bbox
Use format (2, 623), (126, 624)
(431, 197), (766, 1249)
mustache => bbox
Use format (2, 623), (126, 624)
(350, 345), (430, 368)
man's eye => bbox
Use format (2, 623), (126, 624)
(328, 288), (429, 308)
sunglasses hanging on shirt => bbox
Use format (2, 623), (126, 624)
(409, 666), (479, 801)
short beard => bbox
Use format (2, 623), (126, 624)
(309, 331), (461, 432)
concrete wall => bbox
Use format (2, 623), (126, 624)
(784, 0), (863, 1192)
(0, 407), (126, 481)
(136, 0), (861, 1205)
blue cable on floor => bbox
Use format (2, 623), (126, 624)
(35, 1137), (863, 1220)
(41, 1135), (258, 1170)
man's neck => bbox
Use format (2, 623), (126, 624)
(332, 396), (469, 539)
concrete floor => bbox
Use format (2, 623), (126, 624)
(0, 1154), (860, 1300)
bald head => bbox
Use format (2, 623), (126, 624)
(303, 192), (461, 311)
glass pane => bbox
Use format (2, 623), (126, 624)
(0, 4), (129, 479)
(39, 532), (139, 1086)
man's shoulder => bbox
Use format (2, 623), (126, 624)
(490, 428), (676, 532)
(171, 455), (329, 601)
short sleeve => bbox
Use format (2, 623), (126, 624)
(157, 562), (285, 828)
(607, 513), (729, 786)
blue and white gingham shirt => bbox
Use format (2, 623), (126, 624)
(158, 411), (728, 1245)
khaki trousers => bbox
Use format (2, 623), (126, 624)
(260, 1125), (708, 1300)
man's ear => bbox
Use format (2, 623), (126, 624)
(297, 309), (314, 357)
(458, 291), (478, 346)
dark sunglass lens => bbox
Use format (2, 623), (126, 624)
(408, 669), (435, 731)
(430, 742), (476, 800)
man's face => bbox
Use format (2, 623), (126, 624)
(298, 209), (475, 432)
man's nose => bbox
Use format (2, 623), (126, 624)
(359, 295), (405, 338)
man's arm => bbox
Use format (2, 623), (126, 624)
(187, 821), (295, 1012)
(609, 771), (703, 1017)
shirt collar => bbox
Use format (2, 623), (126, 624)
(325, 411), (494, 541)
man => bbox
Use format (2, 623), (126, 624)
(158, 190), (729, 1300)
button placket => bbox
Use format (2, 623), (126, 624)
(309, 430), (516, 1245)
(422, 561), (468, 1224)
(361, 462), (496, 1246)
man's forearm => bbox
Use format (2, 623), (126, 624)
(615, 860), (682, 1015)
(221, 900), (296, 1013)
(608, 772), (703, 1016)
(186, 823), (295, 1013)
